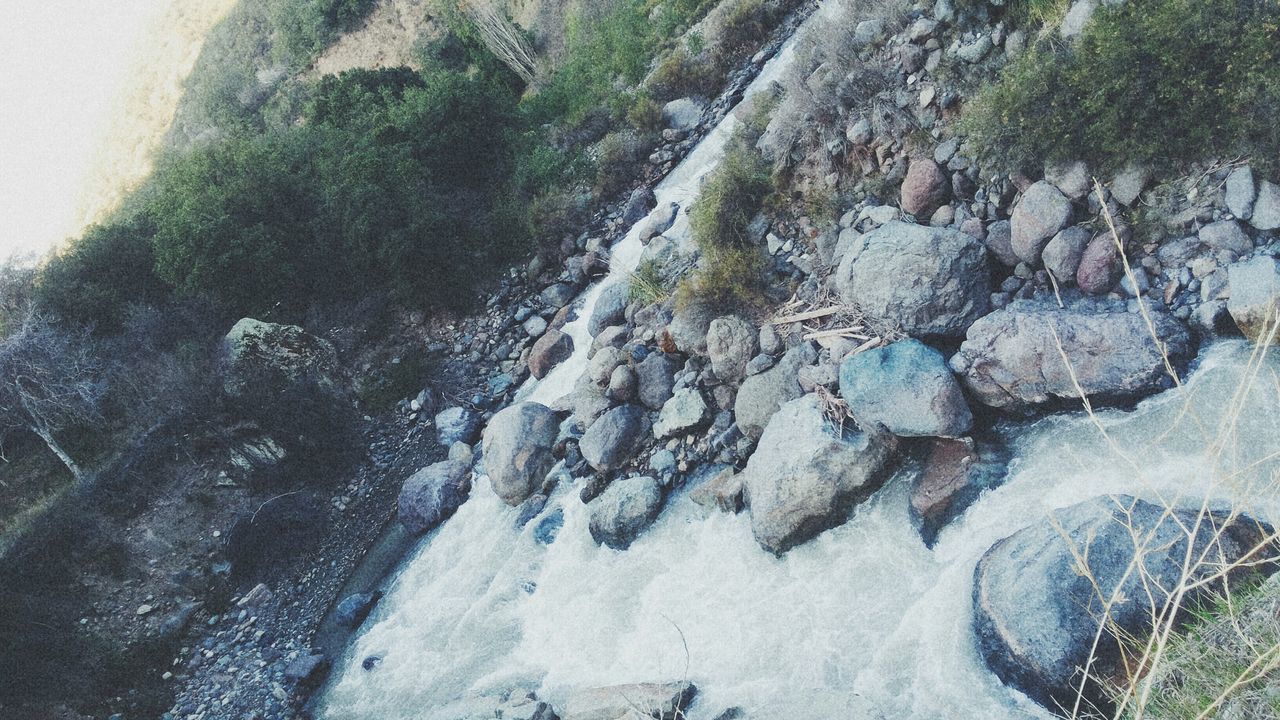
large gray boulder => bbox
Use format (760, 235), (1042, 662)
(706, 316), (757, 383)
(580, 405), (651, 473)
(949, 301), (1192, 412)
(838, 339), (972, 437)
(1041, 226), (1091, 285)
(1010, 181), (1072, 265)
(1227, 255), (1280, 343)
(397, 459), (471, 535)
(743, 394), (897, 554)
(588, 475), (664, 550)
(635, 352), (680, 410)
(482, 403), (559, 505)
(223, 318), (341, 398)
(561, 681), (696, 720)
(734, 343), (815, 440)
(974, 496), (1276, 711)
(835, 221), (990, 338)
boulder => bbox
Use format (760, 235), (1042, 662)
(528, 330), (575, 380)
(743, 394), (897, 554)
(984, 219), (1018, 267)
(1041, 226), (1091, 285)
(334, 591), (382, 629)
(1044, 160), (1091, 200)
(222, 318), (340, 398)
(838, 339), (972, 437)
(706, 316), (757, 383)
(1227, 256), (1280, 342)
(1225, 166), (1256, 221)
(974, 496), (1276, 711)
(950, 301), (1192, 411)
(834, 221), (990, 338)
(668, 296), (717, 355)
(580, 405), (651, 473)
(635, 353), (680, 410)
(436, 406), (482, 446)
(1059, 0), (1098, 40)
(900, 159), (952, 218)
(397, 459), (472, 535)
(1250, 180), (1280, 231)
(482, 403), (559, 505)
(909, 438), (1005, 547)
(734, 343), (815, 440)
(561, 681), (696, 720)
(662, 97), (703, 131)
(1198, 220), (1252, 261)
(1075, 232), (1122, 294)
(1109, 164), (1149, 207)
(653, 388), (710, 439)
(588, 476), (664, 550)
(284, 652), (329, 687)
(607, 365), (638, 402)
(1011, 181), (1072, 265)
(688, 466), (744, 513)
(589, 282), (631, 337)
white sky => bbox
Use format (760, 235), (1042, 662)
(0, 0), (168, 261)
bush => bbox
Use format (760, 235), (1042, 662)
(689, 138), (774, 253)
(962, 0), (1280, 174)
(36, 217), (171, 334)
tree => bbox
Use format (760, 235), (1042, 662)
(0, 313), (105, 481)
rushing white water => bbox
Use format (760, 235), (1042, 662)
(320, 341), (1280, 719)
(319, 4), (1280, 716)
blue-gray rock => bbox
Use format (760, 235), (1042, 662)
(984, 219), (1018, 267)
(1198, 220), (1252, 261)
(334, 591), (382, 629)
(436, 406), (481, 446)
(284, 652), (328, 686)
(839, 339), (972, 437)
(1226, 166), (1256, 220)
(742, 394), (897, 554)
(1251, 180), (1280, 231)
(397, 459), (472, 535)
(482, 403), (560, 505)
(580, 405), (651, 473)
(1041, 225), (1091, 284)
(834, 221), (990, 337)
(654, 388), (710, 439)
(734, 343), (816, 440)
(1011, 181), (1072, 265)
(950, 301), (1192, 411)
(635, 353), (680, 410)
(588, 475), (664, 550)
(662, 97), (704, 131)
(668, 296), (718, 355)
(974, 496), (1276, 711)
(589, 282), (632, 337)
(1227, 255), (1280, 342)
(540, 283), (576, 309)
(533, 508), (564, 544)
(515, 493), (549, 529)
(706, 316), (757, 383)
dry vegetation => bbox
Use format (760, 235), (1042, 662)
(1051, 183), (1280, 720)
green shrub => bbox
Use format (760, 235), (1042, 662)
(963, 0), (1280, 174)
(647, 47), (719, 102)
(676, 246), (767, 310)
(36, 218), (171, 334)
(689, 139), (774, 253)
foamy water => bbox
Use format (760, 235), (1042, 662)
(320, 341), (1280, 719)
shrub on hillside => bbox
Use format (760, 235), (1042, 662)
(963, 0), (1280, 173)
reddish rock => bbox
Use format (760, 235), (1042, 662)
(528, 330), (574, 379)
(1076, 232), (1123, 294)
(900, 158), (952, 218)
(910, 437), (1006, 546)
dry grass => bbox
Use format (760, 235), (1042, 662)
(1044, 180), (1280, 719)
